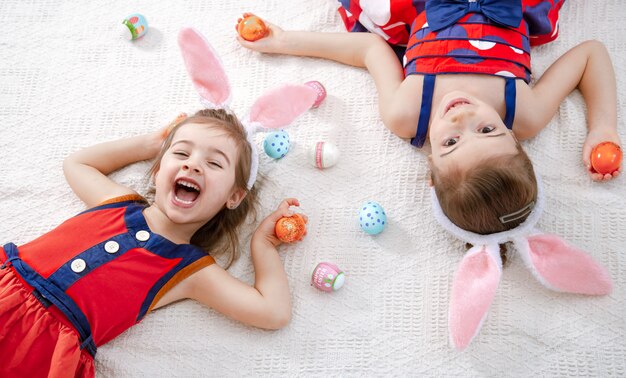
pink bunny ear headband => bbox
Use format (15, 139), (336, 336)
(431, 174), (613, 350)
(178, 27), (317, 189)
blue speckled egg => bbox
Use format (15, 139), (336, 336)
(263, 130), (290, 159)
(358, 201), (387, 235)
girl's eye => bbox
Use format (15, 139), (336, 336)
(443, 137), (459, 147)
(478, 125), (496, 134)
(173, 151), (188, 157)
(208, 161), (223, 168)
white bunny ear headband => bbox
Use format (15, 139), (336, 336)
(178, 27), (318, 189)
(431, 174), (613, 350)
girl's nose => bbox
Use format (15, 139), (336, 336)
(449, 109), (474, 124)
(182, 163), (201, 174)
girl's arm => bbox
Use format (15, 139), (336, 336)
(172, 199), (302, 329)
(516, 40), (620, 180)
(63, 131), (164, 207)
(238, 19), (423, 138)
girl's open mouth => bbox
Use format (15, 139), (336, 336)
(444, 98), (471, 114)
(173, 178), (200, 207)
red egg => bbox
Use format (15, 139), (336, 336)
(237, 15), (268, 41)
(275, 214), (307, 243)
(590, 142), (622, 174)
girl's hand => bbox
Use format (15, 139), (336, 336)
(157, 112), (188, 142)
(252, 198), (307, 248)
(582, 126), (622, 181)
(236, 13), (284, 54)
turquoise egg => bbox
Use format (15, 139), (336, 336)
(358, 201), (387, 235)
(263, 130), (290, 159)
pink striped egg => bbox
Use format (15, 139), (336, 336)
(307, 141), (339, 169)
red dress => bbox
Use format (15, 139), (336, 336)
(338, 0), (565, 81)
(0, 195), (215, 377)
(337, 0), (565, 147)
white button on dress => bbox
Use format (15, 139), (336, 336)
(71, 259), (86, 273)
(135, 230), (150, 242)
(104, 241), (120, 254)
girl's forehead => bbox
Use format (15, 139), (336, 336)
(175, 122), (230, 138)
(172, 122), (240, 156)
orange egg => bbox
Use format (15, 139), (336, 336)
(275, 214), (306, 243)
(237, 15), (268, 41)
(590, 141), (622, 175)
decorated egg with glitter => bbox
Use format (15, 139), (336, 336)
(307, 141), (339, 169)
(237, 14), (268, 41)
(358, 201), (387, 235)
(263, 130), (290, 159)
(275, 214), (307, 243)
(590, 141), (622, 175)
(121, 13), (148, 40)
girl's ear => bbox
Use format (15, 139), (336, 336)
(227, 188), (247, 209)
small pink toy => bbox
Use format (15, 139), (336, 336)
(311, 262), (345, 292)
(304, 81), (327, 108)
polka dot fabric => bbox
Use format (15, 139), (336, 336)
(337, 0), (565, 82)
(263, 130), (291, 159)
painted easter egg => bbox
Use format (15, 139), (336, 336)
(237, 15), (268, 41)
(307, 141), (339, 169)
(275, 214), (307, 243)
(358, 201), (387, 235)
(590, 141), (622, 174)
(121, 13), (148, 40)
(311, 262), (345, 292)
(263, 130), (290, 159)
(304, 81), (327, 108)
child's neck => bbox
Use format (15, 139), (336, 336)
(142, 205), (197, 245)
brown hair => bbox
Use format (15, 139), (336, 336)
(431, 143), (537, 265)
(149, 109), (259, 268)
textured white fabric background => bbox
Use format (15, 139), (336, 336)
(0, 0), (624, 376)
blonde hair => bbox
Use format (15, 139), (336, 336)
(149, 109), (259, 268)
(431, 143), (537, 264)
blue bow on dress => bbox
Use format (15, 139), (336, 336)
(425, 0), (523, 32)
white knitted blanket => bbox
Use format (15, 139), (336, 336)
(0, 0), (624, 376)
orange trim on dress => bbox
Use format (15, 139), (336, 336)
(97, 194), (148, 206)
(147, 255), (216, 313)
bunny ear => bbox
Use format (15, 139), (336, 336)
(247, 84), (317, 129)
(178, 27), (231, 108)
(515, 234), (612, 295)
(449, 244), (502, 350)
